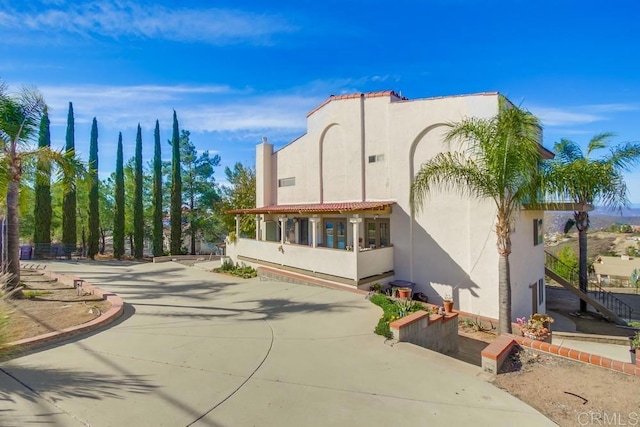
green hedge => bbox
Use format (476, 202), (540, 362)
(369, 294), (425, 339)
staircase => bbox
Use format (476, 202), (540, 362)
(544, 251), (632, 325)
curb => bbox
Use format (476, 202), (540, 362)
(4, 271), (124, 351)
(481, 333), (640, 377)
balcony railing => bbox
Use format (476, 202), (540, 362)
(545, 251), (633, 322)
(228, 238), (394, 283)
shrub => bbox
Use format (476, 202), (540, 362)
(213, 262), (257, 278)
(369, 282), (382, 293)
(626, 246), (639, 257)
(374, 318), (392, 338)
(556, 245), (578, 280)
(369, 294), (424, 339)
(22, 290), (51, 299)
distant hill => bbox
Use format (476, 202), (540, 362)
(544, 207), (640, 233)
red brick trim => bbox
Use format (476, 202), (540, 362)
(513, 335), (640, 377)
(5, 271), (124, 351)
(481, 335), (516, 361)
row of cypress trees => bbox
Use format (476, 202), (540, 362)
(32, 103), (184, 260)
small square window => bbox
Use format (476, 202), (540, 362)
(278, 177), (295, 187)
(368, 154), (384, 163)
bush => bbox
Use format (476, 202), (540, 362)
(626, 246), (639, 257)
(374, 318), (392, 338)
(213, 262), (257, 278)
(22, 290), (51, 299)
(369, 294), (425, 339)
(556, 245), (578, 280)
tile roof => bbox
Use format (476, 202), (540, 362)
(228, 201), (395, 215)
(307, 91), (407, 117)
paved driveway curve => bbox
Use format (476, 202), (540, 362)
(0, 261), (553, 426)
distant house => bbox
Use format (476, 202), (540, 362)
(593, 255), (640, 286)
(227, 91), (551, 322)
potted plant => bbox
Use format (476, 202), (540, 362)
(516, 313), (554, 342)
(630, 332), (640, 364)
(397, 287), (411, 299)
(443, 294), (454, 313)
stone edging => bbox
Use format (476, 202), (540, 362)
(481, 333), (640, 377)
(5, 271), (124, 351)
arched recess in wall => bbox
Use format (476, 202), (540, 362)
(406, 122), (449, 282)
(318, 123), (338, 204)
(319, 123), (359, 203)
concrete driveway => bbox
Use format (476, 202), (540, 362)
(0, 261), (553, 426)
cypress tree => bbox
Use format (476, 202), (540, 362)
(113, 133), (125, 259)
(133, 124), (144, 259)
(152, 120), (164, 256)
(62, 102), (77, 258)
(33, 106), (52, 258)
(170, 111), (182, 254)
(87, 117), (100, 259)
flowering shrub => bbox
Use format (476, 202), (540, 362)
(516, 313), (554, 340)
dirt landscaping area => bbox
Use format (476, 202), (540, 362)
(493, 347), (640, 427)
(0, 269), (111, 349)
(457, 311), (639, 427)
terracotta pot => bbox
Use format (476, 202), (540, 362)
(398, 288), (411, 299)
(443, 300), (454, 313)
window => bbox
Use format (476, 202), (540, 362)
(538, 278), (544, 304)
(533, 218), (543, 246)
(368, 154), (385, 163)
(323, 218), (347, 249)
(285, 219), (296, 243)
(299, 219), (309, 245)
(278, 177), (295, 187)
(365, 218), (390, 248)
(265, 221), (278, 242)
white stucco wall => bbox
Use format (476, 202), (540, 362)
(251, 91), (543, 321)
(510, 210), (547, 318)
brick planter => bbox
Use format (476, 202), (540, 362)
(389, 308), (459, 355)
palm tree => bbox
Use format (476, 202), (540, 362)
(410, 100), (542, 334)
(543, 133), (640, 311)
(0, 82), (81, 291)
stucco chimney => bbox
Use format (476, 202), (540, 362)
(256, 137), (273, 207)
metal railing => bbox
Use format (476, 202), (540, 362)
(545, 251), (633, 322)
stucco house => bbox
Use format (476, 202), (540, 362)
(593, 255), (640, 286)
(227, 91), (551, 322)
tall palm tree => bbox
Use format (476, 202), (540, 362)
(0, 82), (81, 291)
(0, 84), (45, 290)
(410, 100), (542, 334)
(543, 133), (640, 312)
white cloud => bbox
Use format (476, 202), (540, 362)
(0, 1), (296, 45)
(530, 103), (639, 127)
(32, 83), (323, 139)
(532, 107), (602, 126)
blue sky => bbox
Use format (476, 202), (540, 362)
(2, 0), (640, 203)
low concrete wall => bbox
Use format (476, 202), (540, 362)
(389, 310), (459, 355)
(481, 333), (640, 377)
(153, 255), (221, 263)
(481, 335), (517, 374)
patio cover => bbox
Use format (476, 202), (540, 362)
(228, 201), (395, 215)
